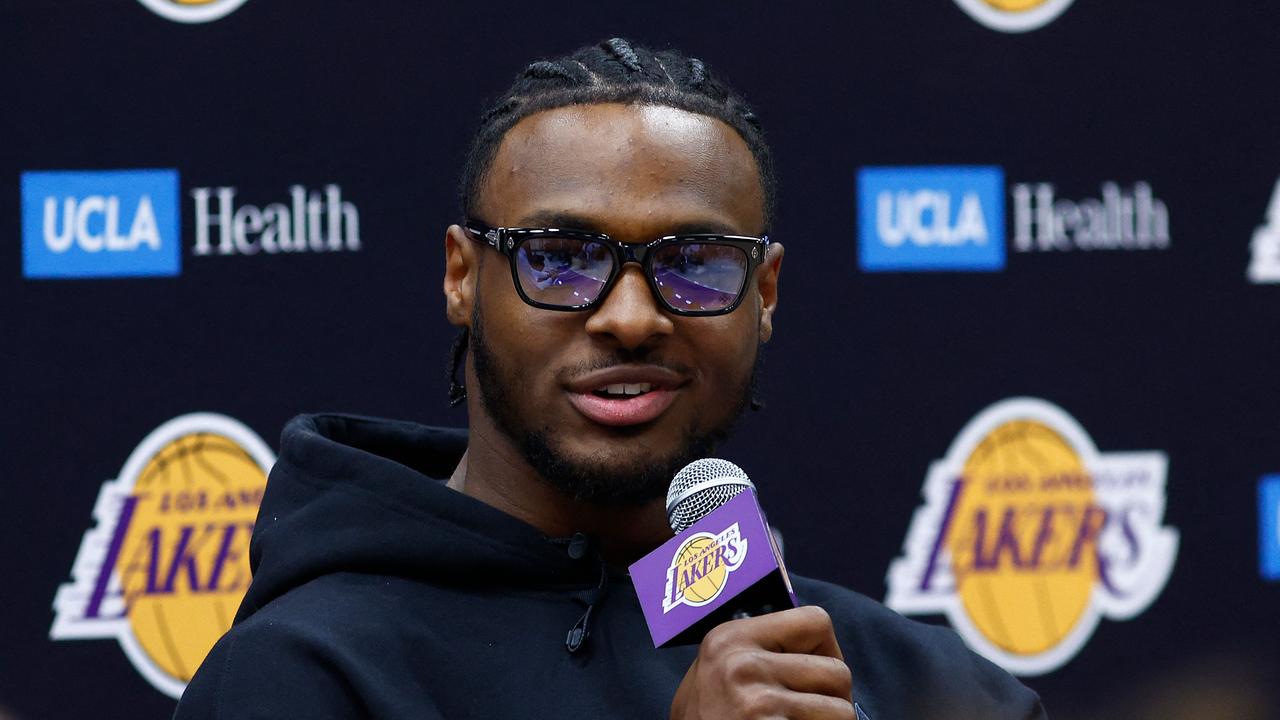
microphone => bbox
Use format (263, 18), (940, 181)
(629, 459), (798, 647)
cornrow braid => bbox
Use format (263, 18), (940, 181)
(602, 37), (643, 73)
(457, 37), (775, 228)
(687, 58), (707, 87)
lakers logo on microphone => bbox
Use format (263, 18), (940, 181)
(886, 397), (1178, 675)
(952, 0), (1075, 32)
(663, 523), (748, 612)
(51, 413), (274, 698)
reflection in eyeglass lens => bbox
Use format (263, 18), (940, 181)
(653, 243), (748, 312)
(516, 237), (611, 306)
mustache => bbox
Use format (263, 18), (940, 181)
(556, 351), (695, 380)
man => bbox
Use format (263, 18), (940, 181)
(176, 39), (1045, 719)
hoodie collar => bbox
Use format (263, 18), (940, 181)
(236, 414), (608, 624)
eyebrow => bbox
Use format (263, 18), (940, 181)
(514, 210), (743, 237)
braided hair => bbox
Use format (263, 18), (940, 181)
(448, 38), (775, 407)
(459, 37), (775, 226)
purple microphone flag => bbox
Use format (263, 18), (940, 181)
(630, 488), (797, 647)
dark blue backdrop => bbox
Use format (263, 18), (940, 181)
(5, 1), (1279, 718)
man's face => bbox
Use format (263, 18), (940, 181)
(455, 103), (781, 505)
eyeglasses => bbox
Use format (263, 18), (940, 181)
(463, 219), (771, 316)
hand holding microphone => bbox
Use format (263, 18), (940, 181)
(627, 459), (859, 720)
(669, 606), (856, 720)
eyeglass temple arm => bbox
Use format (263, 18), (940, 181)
(464, 222), (503, 249)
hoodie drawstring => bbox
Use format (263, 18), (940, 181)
(556, 532), (610, 654)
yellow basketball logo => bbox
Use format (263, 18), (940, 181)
(135, 0), (250, 23)
(953, 0), (1076, 32)
(886, 398), (1178, 675)
(663, 524), (748, 612)
(949, 420), (1098, 658)
(51, 413), (275, 698)
(982, 0), (1050, 11)
(677, 536), (729, 603)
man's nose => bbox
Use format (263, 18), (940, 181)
(584, 264), (675, 350)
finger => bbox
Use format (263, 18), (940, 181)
(738, 606), (845, 660)
(747, 689), (855, 720)
(770, 653), (853, 699)
(790, 692), (857, 720)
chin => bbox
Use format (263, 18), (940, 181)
(522, 423), (708, 506)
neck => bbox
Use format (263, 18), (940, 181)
(448, 410), (673, 566)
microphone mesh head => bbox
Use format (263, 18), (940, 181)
(666, 458), (754, 533)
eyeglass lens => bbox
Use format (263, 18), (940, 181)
(513, 235), (749, 312)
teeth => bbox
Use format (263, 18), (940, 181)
(601, 383), (652, 396)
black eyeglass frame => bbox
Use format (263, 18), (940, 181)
(463, 219), (772, 316)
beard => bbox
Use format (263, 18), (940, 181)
(468, 303), (758, 507)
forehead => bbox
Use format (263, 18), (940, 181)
(475, 103), (765, 236)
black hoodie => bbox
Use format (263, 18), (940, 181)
(174, 414), (1045, 720)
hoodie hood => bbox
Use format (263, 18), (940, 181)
(235, 413), (605, 625)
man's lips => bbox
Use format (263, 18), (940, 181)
(567, 389), (678, 427)
(564, 365), (687, 428)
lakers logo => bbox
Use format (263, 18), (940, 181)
(886, 398), (1178, 675)
(135, 0), (250, 23)
(51, 413), (274, 698)
(953, 0), (1076, 32)
(663, 523), (748, 612)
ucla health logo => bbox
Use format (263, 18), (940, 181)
(953, 0), (1076, 33)
(51, 414), (274, 698)
(1261, 475), (1280, 581)
(22, 169), (181, 279)
(886, 398), (1178, 675)
(663, 523), (748, 613)
(858, 166), (1006, 272)
(136, 0), (249, 23)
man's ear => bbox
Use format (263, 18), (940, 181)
(757, 242), (783, 343)
(444, 224), (480, 327)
